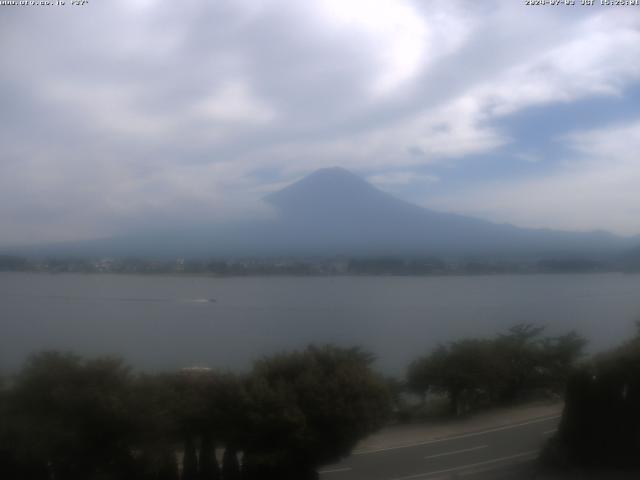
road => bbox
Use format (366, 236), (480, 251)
(319, 415), (559, 480)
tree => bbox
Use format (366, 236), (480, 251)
(129, 373), (185, 480)
(199, 373), (248, 454)
(156, 449), (180, 480)
(241, 345), (391, 479)
(492, 324), (546, 402)
(0, 376), (19, 478)
(406, 356), (434, 403)
(198, 434), (220, 480)
(181, 435), (198, 480)
(221, 447), (240, 480)
(407, 325), (586, 415)
(552, 327), (640, 468)
(408, 340), (500, 415)
(8, 351), (138, 480)
(538, 331), (587, 393)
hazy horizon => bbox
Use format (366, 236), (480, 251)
(4, 166), (640, 252)
(4, 167), (637, 260)
(2, 1), (640, 248)
(4, 5), (640, 478)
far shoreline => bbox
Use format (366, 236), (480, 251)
(0, 270), (637, 279)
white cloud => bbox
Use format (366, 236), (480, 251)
(196, 81), (276, 125)
(2, 1), (640, 244)
(368, 171), (439, 187)
(311, 0), (474, 96)
(468, 11), (640, 118)
(314, 0), (428, 95)
(514, 152), (542, 164)
(429, 120), (640, 236)
(236, 4), (640, 177)
(42, 81), (178, 138)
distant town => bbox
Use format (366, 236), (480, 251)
(0, 254), (636, 276)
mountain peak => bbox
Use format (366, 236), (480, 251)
(265, 167), (381, 211)
(24, 166), (632, 258)
(304, 166), (363, 181)
(287, 166), (370, 190)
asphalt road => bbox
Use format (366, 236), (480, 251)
(319, 415), (560, 480)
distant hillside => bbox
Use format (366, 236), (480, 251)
(260, 167), (632, 258)
(622, 245), (640, 271)
(8, 167), (638, 259)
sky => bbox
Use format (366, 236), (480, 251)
(1, 0), (640, 246)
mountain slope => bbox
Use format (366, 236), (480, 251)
(13, 167), (636, 258)
(259, 167), (628, 257)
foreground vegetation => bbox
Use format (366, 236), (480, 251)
(0, 346), (390, 480)
(406, 325), (585, 416)
(544, 324), (640, 470)
(0, 324), (606, 479)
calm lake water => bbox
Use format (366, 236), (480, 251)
(2, 272), (640, 375)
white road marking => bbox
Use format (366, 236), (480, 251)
(353, 415), (560, 455)
(543, 429), (557, 435)
(423, 445), (488, 460)
(388, 450), (539, 480)
(319, 467), (353, 474)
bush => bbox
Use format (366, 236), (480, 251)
(241, 345), (391, 479)
(552, 328), (640, 468)
(407, 325), (585, 415)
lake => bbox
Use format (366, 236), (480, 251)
(1, 272), (640, 375)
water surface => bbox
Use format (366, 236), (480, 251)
(2, 272), (639, 374)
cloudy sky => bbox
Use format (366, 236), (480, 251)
(2, 0), (640, 246)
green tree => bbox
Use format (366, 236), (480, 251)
(198, 434), (220, 480)
(221, 447), (240, 480)
(493, 324), (546, 402)
(199, 373), (248, 454)
(8, 351), (138, 480)
(241, 345), (391, 479)
(406, 356), (434, 403)
(407, 325), (586, 415)
(156, 449), (180, 480)
(409, 340), (500, 415)
(551, 327), (640, 468)
(129, 373), (184, 479)
(182, 436), (198, 480)
(538, 331), (587, 393)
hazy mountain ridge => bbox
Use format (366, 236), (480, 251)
(260, 167), (633, 258)
(8, 167), (639, 259)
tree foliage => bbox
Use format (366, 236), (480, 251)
(4, 352), (137, 480)
(407, 324), (586, 415)
(221, 447), (241, 480)
(241, 345), (391, 479)
(0, 345), (391, 480)
(198, 433), (220, 480)
(552, 325), (640, 468)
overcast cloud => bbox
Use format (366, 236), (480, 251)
(1, 0), (640, 245)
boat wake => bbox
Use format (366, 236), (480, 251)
(4, 294), (216, 304)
